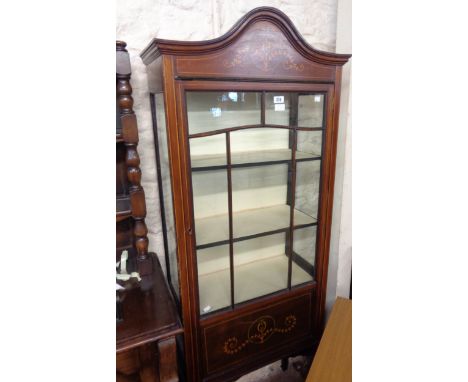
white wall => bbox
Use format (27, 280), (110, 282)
(326, 0), (352, 316)
(116, 0), (351, 312)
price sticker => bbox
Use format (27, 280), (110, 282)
(275, 103), (285, 111)
(273, 96), (284, 104)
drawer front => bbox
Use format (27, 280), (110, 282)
(201, 293), (313, 375)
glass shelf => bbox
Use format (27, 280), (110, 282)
(195, 204), (316, 249)
(198, 253), (312, 314)
(191, 148), (320, 171)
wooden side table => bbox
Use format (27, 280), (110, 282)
(117, 256), (183, 382)
(306, 297), (351, 382)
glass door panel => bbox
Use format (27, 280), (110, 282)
(298, 94), (325, 128)
(265, 92), (325, 128)
(152, 93), (180, 299)
(234, 233), (288, 304)
(190, 135), (227, 170)
(187, 91), (261, 135)
(295, 161), (321, 221)
(230, 127), (290, 165)
(265, 92), (292, 125)
(294, 130), (323, 221)
(232, 163), (288, 213)
(291, 226), (316, 287)
(186, 89), (327, 316)
(192, 165), (232, 315)
(297, 130), (322, 159)
(197, 244), (231, 314)
(192, 169), (229, 247)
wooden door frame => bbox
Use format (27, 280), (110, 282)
(164, 74), (343, 380)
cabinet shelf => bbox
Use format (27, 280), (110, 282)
(116, 195), (131, 222)
(195, 204), (316, 249)
(198, 254), (313, 314)
(191, 148), (320, 171)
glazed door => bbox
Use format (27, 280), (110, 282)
(181, 81), (334, 317)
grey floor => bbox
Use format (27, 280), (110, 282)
(236, 356), (311, 382)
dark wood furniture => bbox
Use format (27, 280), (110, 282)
(116, 258), (183, 382)
(140, 8), (350, 382)
(117, 40), (152, 280)
(117, 40), (183, 382)
(306, 297), (352, 382)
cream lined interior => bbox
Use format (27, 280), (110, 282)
(198, 254), (312, 313)
(194, 204), (316, 247)
(188, 91), (323, 314)
(197, 231), (315, 313)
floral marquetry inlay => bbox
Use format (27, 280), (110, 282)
(222, 24), (305, 73)
(223, 315), (297, 355)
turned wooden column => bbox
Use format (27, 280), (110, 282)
(116, 41), (152, 277)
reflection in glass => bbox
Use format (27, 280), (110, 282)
(186, 92), (261, 135)
(154, 93), (180, 298)
(232, 163), (288, 213)
(192, 169), (229, 247)
(298, 94), (324, 128)
(291, 226), (316, 286)
(295, 160), (321, 220)
(198, 244), (231, 315)
(297, 130), (322, 157)
(190, 135), (227, 169)
(234, 233), (288, 304)
(230, 127), (289, 154)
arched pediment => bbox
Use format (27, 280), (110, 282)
(141, 7), (350, 81)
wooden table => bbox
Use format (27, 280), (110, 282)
(306, 297), (351, 382)
(117, 255), (183, 382)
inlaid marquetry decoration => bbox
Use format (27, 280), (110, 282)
(222, 24), (305, 73)
(223, 315), (297, 355)
(140, 6), (351, 380)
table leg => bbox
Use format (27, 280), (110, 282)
(158, 337), (178, 382)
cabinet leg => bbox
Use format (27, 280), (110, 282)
(158, 337), (178, 382)
(281, 357), (289, 371)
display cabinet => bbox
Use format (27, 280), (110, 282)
(141, 7), (350, 382)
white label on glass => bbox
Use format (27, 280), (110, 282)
(275, 103), (285, 111)
(211, 107), (221, 117)
(228, 92), (238, 102)
(203, 305), (212, 313)
(273, 96), (284, 104)
(314, 95), (322, 102)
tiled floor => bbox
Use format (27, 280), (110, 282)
(236, 356), (311, 382)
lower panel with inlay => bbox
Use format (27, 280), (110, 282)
(201, 291), (313, 377)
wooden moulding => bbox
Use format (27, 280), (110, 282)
(140, 7), (351, 381)
(140, 7), (350, 66)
